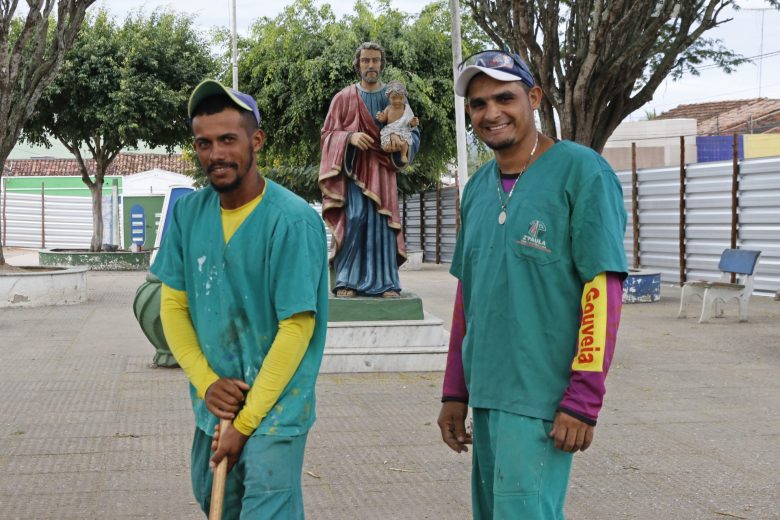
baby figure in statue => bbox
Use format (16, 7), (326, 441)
(376, 79), (419, 164)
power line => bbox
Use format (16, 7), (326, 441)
(694, 49), (780, 71)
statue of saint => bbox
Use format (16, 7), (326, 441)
(319, 42), (421, 298)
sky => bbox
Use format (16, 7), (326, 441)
(9, 0), (780, 158)
(95, 0), (780, 116)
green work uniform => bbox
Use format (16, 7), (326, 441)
(451, 140), (627, 518)
(151, 179), (329, 518)
(471, 409), (573, 520)
(191, 426), (308, 519)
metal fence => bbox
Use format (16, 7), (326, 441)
(1, 183), (119, 249)
(401, 185), (458, 263)
(617, 155), (780, 296)
(400, 153), (779, 296)
(7, 156), (776, 294)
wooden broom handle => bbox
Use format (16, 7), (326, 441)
(208, 418), (233, 520)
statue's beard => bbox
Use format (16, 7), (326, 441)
(362, 70), (379, 84)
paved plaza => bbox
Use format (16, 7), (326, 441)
(0, 249), (779, 519)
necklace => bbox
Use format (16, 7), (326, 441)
(496, 131), (539, 224)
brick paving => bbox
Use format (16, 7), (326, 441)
(0, 253), (778, 519)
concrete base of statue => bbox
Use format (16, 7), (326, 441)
(399, 250), (423, 271)
(322, 292), (448, 373)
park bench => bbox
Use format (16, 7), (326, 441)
(677, 248), (762, 323)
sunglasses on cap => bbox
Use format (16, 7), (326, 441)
(455, 50), (535, 96)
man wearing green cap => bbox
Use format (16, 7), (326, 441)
(151, 79), (329, 518)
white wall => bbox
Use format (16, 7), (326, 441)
(603, 119), (698, 170)
(122, 169), (194, 197)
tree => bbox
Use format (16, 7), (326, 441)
(23, 9), (215, 251)
(0, 0), (96, 266)
(464, 1), (779, 152)
(235, 0), (486, 200)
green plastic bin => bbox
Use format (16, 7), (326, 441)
(133, 272), (178, 367)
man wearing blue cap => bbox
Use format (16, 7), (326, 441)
(151, 79), (329, 518)
(437, 51), (628, 519)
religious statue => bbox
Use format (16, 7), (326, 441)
(319, 42), (421, 298)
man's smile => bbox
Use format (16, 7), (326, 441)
(208, 163), (237, 175)
(482, 122), (511, 133)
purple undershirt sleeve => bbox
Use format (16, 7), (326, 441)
(558, 272), (623, 425)
(442, 281), (469, 403)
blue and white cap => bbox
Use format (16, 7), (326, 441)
(188, 79), (261, 125)
(455, 50), (535, 97)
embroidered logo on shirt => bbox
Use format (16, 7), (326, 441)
(517, 219), (551, 253)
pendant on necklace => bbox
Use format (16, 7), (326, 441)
(498, 211), (507, 225)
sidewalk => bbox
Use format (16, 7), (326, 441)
(2, 247), (39, 267)
(0, 258), (778, 519)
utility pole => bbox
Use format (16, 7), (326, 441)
(745, 7), (771, 98)
(230, 0), (238, 90)
(450, 0), (469, 191)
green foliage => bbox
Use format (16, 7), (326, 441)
(650, 34), (748, 82)
(24, 9), (216, 162)
(265, 164), (321, 201)
(235, 0), (485, 196)
(180, 146), (206, 187)
(466, 0), (778, 151)
(0, 0), (96, 263)
(22, 8), (216, 250)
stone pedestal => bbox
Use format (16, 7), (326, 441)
(323, 291), (448, 373)
(322, 312), (448, 373)
(328, 291), (424, 321)
(399, 250), (423, 271)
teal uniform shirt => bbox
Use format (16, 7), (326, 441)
(451, 140), (627, 422)
(151, 179), (329, 437)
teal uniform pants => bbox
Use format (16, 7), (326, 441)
(472, 408), (573, 520)
(191, 427), (308, 519)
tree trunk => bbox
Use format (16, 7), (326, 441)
(538, 97), (557, 139)
(0, 1), (97, 263)
(69, 144), (116, 254)
(89, 179), (104, 252)
(466, 0), (742, 155)
(0, 157), (5, 265)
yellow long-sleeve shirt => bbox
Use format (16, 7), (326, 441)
(160, 188), (315, 436)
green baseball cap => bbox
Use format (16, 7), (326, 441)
(188, 79), (261, 124)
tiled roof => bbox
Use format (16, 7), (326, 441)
(657, 98), (780, 135)
(2, 152), (190, 177)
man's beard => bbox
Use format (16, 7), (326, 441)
(361, 69), (379, 84)
(204, 147), (256, 193)
(484, 137), (516, 151)
(209, 165), (243, 193)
